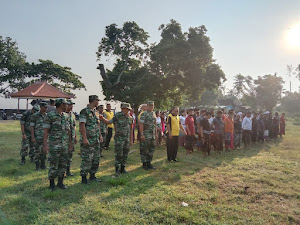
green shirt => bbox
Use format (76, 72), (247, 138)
(109, 112), (132, 138)
(20, 111), (32, 134)
(30, 111), (47, 141)
(79, 105), (100, 144)
(67, 112), (76, 143)
(99, 112), (107, 134)
(140, 111), (156, 139)
(43, 110), (70, 150)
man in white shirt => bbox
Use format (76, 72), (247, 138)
(242, 111), (252, 147)
(179, 109), (187, 147)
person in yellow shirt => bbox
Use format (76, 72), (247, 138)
(166, 106), (186, 162)
(104, 103), (114, 149)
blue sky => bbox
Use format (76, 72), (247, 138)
(1, 0), (300, 111)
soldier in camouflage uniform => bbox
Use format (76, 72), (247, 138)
(79, 95), (103, 184)
(100, 103), (133, 175)
(139, 101), (157, 170)
(97, 105), (107, 157)
(19, 104), (40, 165)
(65, 99), (77, 177)
(30, 102), (48, 171)
(43, 98), (72, 191)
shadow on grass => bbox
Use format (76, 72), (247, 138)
(0, 139), (282, 224)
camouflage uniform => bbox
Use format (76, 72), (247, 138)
(20, 111), (35, 159)
(43, 110), (70, 179)
(99, 112), (107, 153)
(66, 111), (76, 168)
(139, 110), (156, 164)
(110, 109), (132, 169)
(30, 111), (47, 165)
(79, 105), (101, 177)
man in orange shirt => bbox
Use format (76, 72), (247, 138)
(224, 111), (234, 151)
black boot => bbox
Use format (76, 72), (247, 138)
(49, 179), (55, 191)
(142, 162), (149, 170)
(40, 159), (46, 169)
(57, 177), (67, 189)
(66, 166), (73, 177)
(35, 161), (40, 171)
(147, 162), (156, 170)
(115, 166), (120, 176)
(89, 173), (101, 182)
(120, 165), (129, 174)
(19, 156), (25, 165)
(81, 176), (88, 184)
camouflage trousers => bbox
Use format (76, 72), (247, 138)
(67, 146), (74, 167)
(80, 142), (100, 176)
(114, 136), (130, 167)
(20, 132), (34, 158)
(140, 138), (155, 163)
(100, 132), (106, 154)
(48, 147), (68, 179)
(34, 139), (46, 162)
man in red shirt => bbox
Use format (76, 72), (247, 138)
(184, 108), (196, 154)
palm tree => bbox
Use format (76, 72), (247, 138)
(233, 74), (253, 97)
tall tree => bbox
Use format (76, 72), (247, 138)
(254, 74), (284, 111)
(0, 36), (27, 96)
(0, 36), (85, 96)
(286, 65), (294, 92)
(150, 20), (226, 107)
(97, 20), (226, 109)
(295, 64), (300, 80)
(28, 59), (86, 95)
(233, 74), (253, 98)
(97, 21), (151, 109)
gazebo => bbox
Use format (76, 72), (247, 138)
(10, 81), (74, 110)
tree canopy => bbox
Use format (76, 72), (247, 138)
(0, 36), (85, 97)
(97, 20), (226, 109)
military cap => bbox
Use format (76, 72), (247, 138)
(55, 98), (68, 105)
(98, 104), (104, 107)
(147, 101), (154, 105)
(121, 102), (132, 110)
(30, 100), (37, 106)
(66, 99), (75, 105)
(32, 105), (40, 112)
(39, 101), (48, 107)
(89, 95), (100, 101)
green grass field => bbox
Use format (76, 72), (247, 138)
(0, 121), (299, 225)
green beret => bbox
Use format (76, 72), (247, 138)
(55, 98), (68, 105)
(39, 101), (48, 107)
(121, 102), (132, 110)
(89, 95), (100, 101)
(67, 99), (75, 105)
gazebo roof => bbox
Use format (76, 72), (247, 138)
(10, 82), (74, 99)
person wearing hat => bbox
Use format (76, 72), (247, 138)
(96, 105), (107, 157)
(100, 102), (133, 175)
(43, 98), (72, 191)
(139, 101), (157, 169)
(30, 102), (48, 170)
(104, 103), (114, 150)
(79, 95), (103, 184)
(65, 99), (77, 177)
(19, 103), (40, 165)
